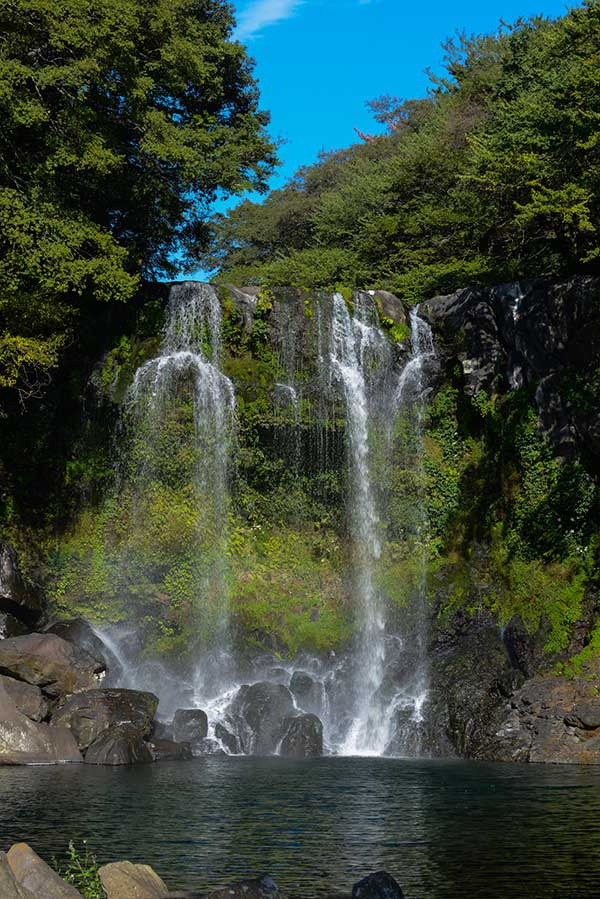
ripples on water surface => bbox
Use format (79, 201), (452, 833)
(2, 757), (600, 898)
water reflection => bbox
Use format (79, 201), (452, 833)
(1, 758), (600, 898)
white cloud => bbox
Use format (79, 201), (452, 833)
(234, 0), (304, 40)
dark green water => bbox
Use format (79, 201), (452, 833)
(1, 757), (599, 898)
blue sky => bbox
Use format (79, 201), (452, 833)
(190, 0), (575, 276)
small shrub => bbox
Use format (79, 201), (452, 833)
(55, 841), (106, 899)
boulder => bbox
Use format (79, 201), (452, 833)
(98, 860), (167, 898)
(352, 872), (404, 899)
(172, 709), (208, 745)
(44, 619), (109, 662)
(0, 851), (36, 899)
(0, 681), (82, 765)
(148, 739), (193, 761)
(6, 843), (82, 898)
(52, 688), (158, 750)
(0, 674), (48, 721)
(203, 875), (285, 898)
(150, 719), (174, 741)
(85, 724), (154, 766)
(279, 714), (323, 758)
(229, 682), (295, 755)
(0, 633), (105, 697)
(289, 671), (324, 715)
(215, 721), (240, 754)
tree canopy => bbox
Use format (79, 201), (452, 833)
(0, 0), (276, 403)
(203, 1), (600, 300)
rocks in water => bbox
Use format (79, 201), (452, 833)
(279, 714), (323, 758)
(215, 722), (240, 754)
(352, 871), (404, 899)
(229, 682), (295, 755)
(0, 674), (48, 721)
(203, 874), (285, 898)
(98, 860), (168, 899)
(150, 719), (174, 741)
(84, 724), (154, 766)
(172, 708), (208, 746)
(148, 739), (193, 762)
(6, 843), (83, 898)
(0, 851), (36, 899)
(52, 688), (158, 751)
(0, 681), (82, 765)
(289, 671), (324, 716)
(0, 633), (105, 697)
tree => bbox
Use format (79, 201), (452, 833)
(0, 0), (277, 404)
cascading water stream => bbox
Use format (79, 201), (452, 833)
(126, 282), (237, 700)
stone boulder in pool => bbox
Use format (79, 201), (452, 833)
(202, 874), (286, 898)
(289, 670), (324, 716)
(51, 688), (158, 751)
(352, 871), (405, 899)
(148, 738), (193, 761)
(0, 680), (82, 765)
(0, 633), (105, 697)
(84, 723), (154, 765)
(6, 843), (83, 898)
(279, 713), (323, 758)
(172, 708), (208, 746)
(98, 860), (168, 898)
(228, 681), (295, 754)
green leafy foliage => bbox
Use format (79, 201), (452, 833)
(0, 0), (276, 405)
(203, 3), (600, 298)
(55, 842), (105, 899)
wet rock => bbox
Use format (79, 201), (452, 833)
(372, 291), (407, 327)
(172, 709), (208, 745)
(0, 633), (105, 697)
(0, 674), (48, 721)
(44, 619), (109, 663)
(6, 842), (82, 898)
(193, 737), (226, 756)
(352, 871), (404, 899)
(84, 724), (154, 766)
(0, 680), (82, 765)
(52, 688), (158, 750)
(289, 671), (324, 715)
(98, 860), (168, 898)
(229, 682), (295, 755)
(148, 739), (192, 762)
(565, 700), (600, 730)
(0, 851), (36, 898)
(203, 874), (285, 898)
(151, 719), (174, 741)
(0, 611), (29, 640)
(215, 722), (240, 754)
(0, 542), (41, 627)
(279, 713), (323, 758)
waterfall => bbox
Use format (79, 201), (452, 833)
(127, 282), (236, 697)
(327, 293), (390, 755)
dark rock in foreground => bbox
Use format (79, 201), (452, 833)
(52, 687), (158, 750)
(215, 721), (240, 754)
(44, 619), (109, 664)
(279, 713), (323, 758)
(352, 871), (405, 899)
(201, 874), (285, 898)
(85, 723), (154, 765)
(0, 633), (105, 697)
(172, 708), (208, 746)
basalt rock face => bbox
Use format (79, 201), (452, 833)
(421, 276), (600, 463)
(51, 688), (158, 750)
